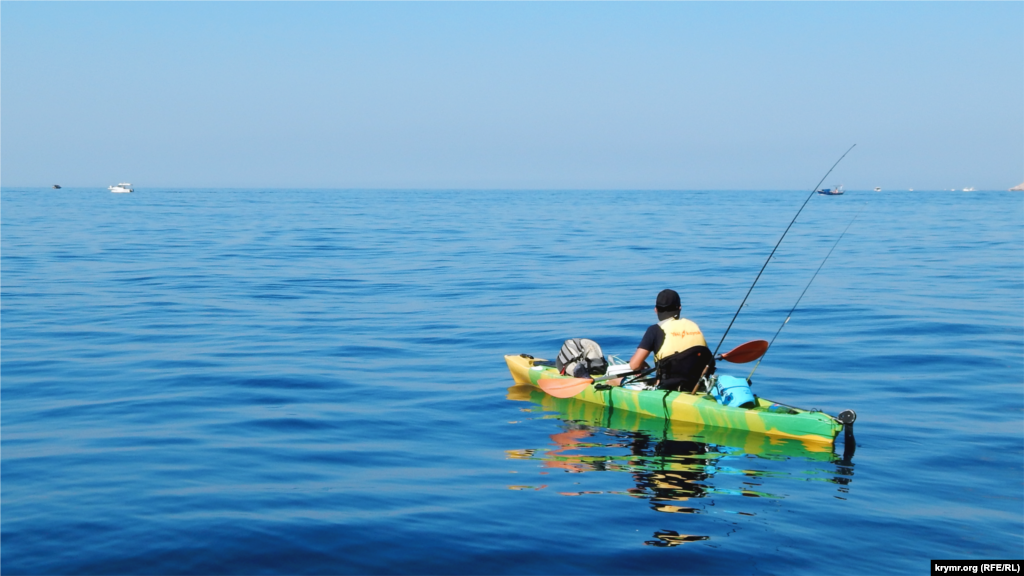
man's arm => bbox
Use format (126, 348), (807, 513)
(607, 348), (653, 387)
(629, 348), (651, 371)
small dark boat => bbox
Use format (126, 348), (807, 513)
(817, 184), (844, 196)
(52, 185), (61, 189)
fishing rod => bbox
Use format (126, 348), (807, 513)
(746, 204), (865, 381)
(713, 144), (856, 355)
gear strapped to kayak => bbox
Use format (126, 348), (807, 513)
(555, 338), (608, 378)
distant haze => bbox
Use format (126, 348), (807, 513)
(2, 2), (1021, 190)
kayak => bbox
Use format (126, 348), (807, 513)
(507, 384), (839, 461)
(505, 354), (850, 447)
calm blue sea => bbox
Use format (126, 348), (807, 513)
(2, 188), (1022, 574)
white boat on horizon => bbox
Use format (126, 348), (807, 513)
(962, 187), (976, 192)
(109, 183), (133, 193)
(874, 187), (881, 192)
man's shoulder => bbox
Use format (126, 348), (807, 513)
(644, 323), (664, 336)
(638, 324), (664, 351)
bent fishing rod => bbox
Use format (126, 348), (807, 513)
(713, 144), (856, 356)
(746, 204), (865, 381)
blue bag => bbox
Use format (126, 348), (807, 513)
(711, 375), (756, 408)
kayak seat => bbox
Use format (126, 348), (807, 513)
(656, 346), (716, 393)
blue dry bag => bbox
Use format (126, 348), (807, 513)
(711, 375), (756, 408)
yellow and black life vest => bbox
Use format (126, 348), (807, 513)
(654, 317), (707, 361)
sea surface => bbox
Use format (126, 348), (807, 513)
(2, 188), (1022, 574)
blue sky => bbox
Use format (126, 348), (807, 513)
(2, 2), (1021, 190)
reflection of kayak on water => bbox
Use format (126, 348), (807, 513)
(505, 381), (856, 547)
(507, 384), (838, 461)
(506, 354), (854, 447)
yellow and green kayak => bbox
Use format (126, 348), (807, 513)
(505, 354), (850, 447)
(507, 384), (840, 461)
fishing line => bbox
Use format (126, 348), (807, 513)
(714, 144), (856, 355)
(746, 204), (865, 381)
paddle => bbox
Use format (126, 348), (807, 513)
(537, 372), (626, 399)
(538, 340), (769, 399)
(717, 339), (768, 364)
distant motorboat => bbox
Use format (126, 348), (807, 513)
(874, 187), (881, 192)
(109, 183), (133, 193)
(962, 187), (976, 192)
(52, 184), (61, 189)
(817, 184), (845, 196)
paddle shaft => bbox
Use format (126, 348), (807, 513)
(619, 339), (765, 389)
(538, 340), (766, 399)
(714, 144), (856, 355)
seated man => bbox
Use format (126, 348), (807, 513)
(612, 289), (715, 391)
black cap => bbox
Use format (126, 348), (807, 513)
(656, 289), (680, 311)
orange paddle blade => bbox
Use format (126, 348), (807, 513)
(720, 340), (769, 364)
(537, 377), (594, 399)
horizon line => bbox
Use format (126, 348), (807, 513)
(1, 186), (1012, 192)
